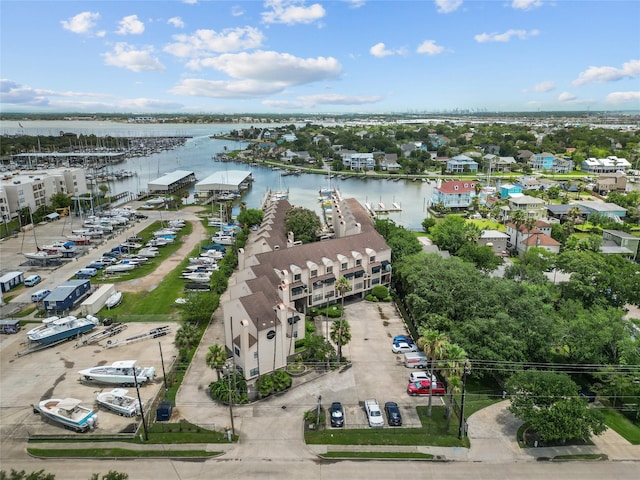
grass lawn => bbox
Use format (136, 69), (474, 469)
(321, 451), (434, 459)
(602, 408), (640, 445)
(27, 448), (219, 458)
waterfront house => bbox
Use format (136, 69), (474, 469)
(582, 156), (631, 174)
(506, 194), (546, 219)
(432, 180), (478, 210)
(446, 155), (478, 173)
(601, 230), (639, 261)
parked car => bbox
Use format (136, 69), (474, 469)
(99, 256), (118, 264)
(409, 371), (437, 383)
(393, 334), (413, 344)
(329, 402), (344, 428)
(384, 401), (402, 426)
(103, 251), (122, 259)
(134, 213), (148, 219)
(407, 380), (446, 396)
(364, 399), (384, 428)
(86, 262), (104, 270)
(392, 341), (418, 354)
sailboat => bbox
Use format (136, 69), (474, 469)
(22, 208), (63, 262)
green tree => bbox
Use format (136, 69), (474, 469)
(181, 292), (218, 325)
(0, 470), (56, 480)
(284, 206), (322, 244)
(421, 217), (436, 233)
(457, 244), (503, 272)
(206, 344), (228, 381)
(174, 323), (200, 357)
(49, 192), (72, 210)
(417, 328), (449, 417)
(509, 209), (526, 253)
(440, 342), (467, 425)
(237, 208), (264, 227)
(333, 276), (352, 363)
(90, 472), (129, 480)
(430, 215), (480, 255)
(506, 370), (606, 444)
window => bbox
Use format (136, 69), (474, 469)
(370, 255), (375, 262)
(254, 351), (258, 359)
(341, 262), (347, 269)
(325, 291), (335, 299)
(234, 346), (240, 356)
(313, 294), (323, 302)
(326, 266), (333, 274)
(354, 282), (363, 290)
(356, 259), (362, 266)
(293, 273), (301, 282)
(250, 368), (259, 377)
(372, 278), (380, 285)
(310, 269), (317, 277)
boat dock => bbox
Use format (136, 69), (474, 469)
(365, 201), (402, 216)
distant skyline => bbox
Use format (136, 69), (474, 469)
(1, 0), (639, 114)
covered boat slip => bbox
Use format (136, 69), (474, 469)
(147, 170), (196, 194)
(195, 170), (253, 200)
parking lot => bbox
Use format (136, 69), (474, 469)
(318, 300), (443, 429)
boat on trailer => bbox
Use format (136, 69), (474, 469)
(96, 388), (141, 417)
(27, 315), (99, 345)
(34, 397), (98, 432)
(78, 360), (156, 386)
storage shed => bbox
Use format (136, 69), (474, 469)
(80, 283), (116, 316)
(0, 319), (21, 334)
(43, 279), (91, 314)
(0, 271), (24, 293)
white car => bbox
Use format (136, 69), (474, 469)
(364, 399), (384, 428)
(409, 371), (438, 383)
(392, 341), (418, 354)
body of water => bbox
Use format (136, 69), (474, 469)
(1, 120), (433, 230)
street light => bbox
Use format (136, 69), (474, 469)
(458, 360), (471, 440)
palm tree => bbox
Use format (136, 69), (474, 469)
(330, 319), (351, 363)
(206, 344), (228, 381)
(334, 276), (352, 363)
(510, 209), (526, 253)
(417, 328), (449, 417)
(441, 343), (467, 425)
(175, 323), (200, 355)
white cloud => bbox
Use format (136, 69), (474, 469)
(0, 79), (50, 106)
(416, 40), (445, 55)
(435, 0), (463, 14)
(528, 81), (555, 92)
(345, 0), (367, 8)
(511, 0), (543, 10)
(168, 17), (185, 28)
(116, 15), (145, 35)
(370, 42), (405, 58)
(183, 0), (198, 4)
(605, 91), (640, 105)
(263, 93), (381, 109)
(474, 29), (539, 43)
(103, 43), (165, 72)
(170, 78), (286, 98)
(61, 11), (100, 35)
(196, 51), (341, 85)
(164, 27), (264, 58)
(572, 59), (640, 86)
(262, 0), (326, 25)
(119, 98), (183, 110)
(231, 5), (245, 17)
(558, 91), (577, 102)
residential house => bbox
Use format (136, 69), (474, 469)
(432, 180), (478, 210)
(500, 183), (523, 199)
(378, 153), (402, 171)
(446, 155), (478, 173)
(601, 230), (639, 261)
(224, 196), (392, 381)
(594, 173), (627, 194)
(530, 152), (555, 171)
(494, 156), (516, 173)
(505, 220), (560, 254)
(582, 156), (631, 174)
(517, 150), (534, 163)
(545, 204), (589, 223)
(428, 134), (449, 147)
(516, 176), (542, 191)
(281, 133), (298, 143)
(506, 194), (546, 219)
(478, 230), (509, 256)
(341, 152), (375, 171)
(576, 200), (627, 221)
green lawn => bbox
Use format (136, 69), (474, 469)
(27, 448), (219, 458)
(602, 408), (640, 445)
(321, 451), (434, 459)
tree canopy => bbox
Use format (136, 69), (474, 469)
(284, 207), (322, 244)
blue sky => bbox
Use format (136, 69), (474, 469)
(1, 0), (639, 114)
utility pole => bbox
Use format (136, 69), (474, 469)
(458, 361), (471, 440)
(133, 366), (148, 441)
(227, 361), (235, 437)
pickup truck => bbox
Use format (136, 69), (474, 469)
(364, 399), (384, 428)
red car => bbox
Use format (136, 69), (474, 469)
(407, 380), (446, 396)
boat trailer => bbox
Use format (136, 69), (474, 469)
(105, 325), (171, 349)
(74, 323), (128, 348)
(16, 338), (69, 357)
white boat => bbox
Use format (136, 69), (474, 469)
(27, 315), (99, 345)
(153, 228), (178, 237)
(96, 388), (141, 417)
(105, 263), (136, 273)
(78, 360), (156, 386)
(23, 249), (63, 261)
(138, 248), (160, 258)
(26, 316), (59, 336)
(105, 291), (122, 309)
(146, 238), (170, 247)
(211, 233), (236, 245)
(181, 272), (212, 283)
(35, 397), (97, 432)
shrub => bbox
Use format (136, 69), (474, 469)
(371, 285), (389, 301)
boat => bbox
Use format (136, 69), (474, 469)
(105, 291), (123, 309)
(78, 360), (156, 386)
(27, 315), (99, 345)
(181, 272), (212, 283)
(211, 232), (236, 245)
(105, 263), (136, 273)
(138, 247), (160, 258)
(96, 388), (141, 417)
(34, 397), (98, 432)
(23, 249), (63, 261)
(26, 316), (59, 336)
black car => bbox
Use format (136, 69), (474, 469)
(329, 402), (344, 427)
(384, 401), (402, 426)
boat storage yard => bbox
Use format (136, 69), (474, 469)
(0, 205), (181, 437)
(1, 319), (179, 435)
